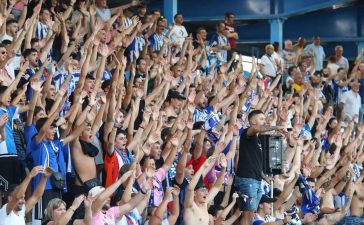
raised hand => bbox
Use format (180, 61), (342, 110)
(89, 92), (97, 106)
(72, 195), (85, 209)
(142, 141), (152, 156)
(188, 90), (196, 103)
(148, 133), (160, 144)
(131, 0), (140, 6)
(20, 61), (29, 73)
(218, 154), (227, 168)
(43, 167), (54, 177)
(8, 0), (17, 7)
(99, 44), (110, 57)
(121, 56), (127, 68)
(83, 193), (93, 209)
(172, 186), (180, 197)
(151, 105), (160, 121)
(135, 88), (144, 99)
(233, 123), (240, 136)
(30, 79), (44, 92)
(0, 114), (9, 127)
(215, 141), (226, 153)
(89, 5), (97, 17)
(142, 176), (153, 192)
(29, 166), (45, 178)
(166, 187), (174, 197)
(119, 170), (133, 182)
(206, 154), (219, 166)
(145, 167), (155, 178)
(232, 192), (239, 200)
(170, 134), (179, 147)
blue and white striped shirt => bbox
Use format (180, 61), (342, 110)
(148, 33), (168, 55)
(126, 35), (146, 61)
(210, 33), (229, 62)
(36, 22), (48, 40)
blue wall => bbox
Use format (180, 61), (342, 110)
(147, 0), (364, 60)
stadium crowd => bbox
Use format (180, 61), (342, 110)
(0, 0), (363, 225)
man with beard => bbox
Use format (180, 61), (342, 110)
(0, 166), (53, 225)
(184, 153), (227, 225)
(193, 88), (241, 124)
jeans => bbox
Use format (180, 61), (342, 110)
(234, 176), (263, 211)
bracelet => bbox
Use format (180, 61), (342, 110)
(140, 189), (147, 195)
(288, 143), (294, 148)
(69, 206), (76, 212)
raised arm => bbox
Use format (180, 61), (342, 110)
(218, 192), (238, 222)
(246, 124), (285, 136)
(57, 195), (86, 225)
(207, 154), (227, 202)
(25, 167), (53, 214)
(185, 154), (218, 208)
(92, 170), (133, 214)
(175, 138), (192, 185)
(6, 166), (43, 215)
(149, 187), (173, 225)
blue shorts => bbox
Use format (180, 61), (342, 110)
(234, 177), (262, 211)
(335, 216), (363, 225)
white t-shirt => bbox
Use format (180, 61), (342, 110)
(336, 56), (349, 71)
(0, 204), (25, 225)
(1, 32), (22, 70)
(169, 25), (188, 48)
(327, 63), (340, 76)
(261, 54), (278, 78)
(340, 90), (361, 122)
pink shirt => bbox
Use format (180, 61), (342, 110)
(152, 167), (166, 207)
(92, 207), (121, 225)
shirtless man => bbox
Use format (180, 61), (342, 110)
(308, 181), (355, 225)
(70, 94), (106, 218)
(336, 171), (364, 225)
(184, 154), (226, 225)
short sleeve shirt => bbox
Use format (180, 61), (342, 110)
(0, 106), (19, 154)
(30, 138), (66, 191)
(236, 128), (263, 180)
(0, 204), (25, 225)
(92, 207), (121, 225)
(152, 168), (166, 207)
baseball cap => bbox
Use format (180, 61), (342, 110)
(194, 177), (206, 191)
(89, 186), (105, 198)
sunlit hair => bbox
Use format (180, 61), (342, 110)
(44, 198), (66, 221)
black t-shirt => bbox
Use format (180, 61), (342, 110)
(236, 128), (263, 180)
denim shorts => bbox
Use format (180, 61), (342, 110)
(234, 176), (262, 211)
